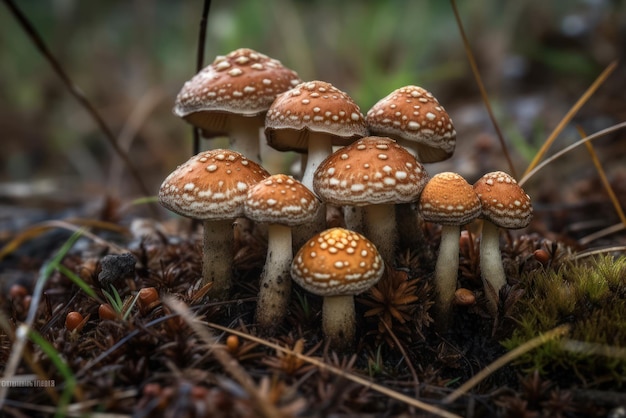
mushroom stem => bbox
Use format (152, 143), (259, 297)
(256, 224), (293, 331)
(479, 220), (506, 315)
(301, 132), (333, 191)
(322, 294), (356, 350)
(363, 203), (397, 265)
(202, 219), (235, 298)
(434, 224), (461, 330)
(227, 115), (264, 163)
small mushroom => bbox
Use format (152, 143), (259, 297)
(473, 171), (532, 314)
(419, 172), (481, 330)
(265, 80), (368, 190)
(174, 48), (301, 163)
(291, 227), (384, 350)
(159, 149), (270, 298)
(244, 174), (321, 332)
(313, 137), (429, 265)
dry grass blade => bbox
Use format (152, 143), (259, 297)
(518, 121), (626, 187)
(578, 125), (626, 228)
(561, 339), (626, 359)
(568, 245), (626, 260)
(0, 219), (127, 261)
(450, 0), (516, 178)
(164, 296), (281, 418)
(198, 317), (461, 418)
(2, 0), (159, 216)
(522, 61), (618, 179)
(442, 324), (570, 404)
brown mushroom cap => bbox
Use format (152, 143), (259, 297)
(158, 149), (270, 220)
(265, 80), (368, 152)
(291, 227), (384, 297)
(366, 85), (456, 163)
(313, 136), (429, 206)
(419, 172), (481, 225)
(174, 48), (301, 135)
(244, 174), (321, 226)
(473, 171), (533, 229)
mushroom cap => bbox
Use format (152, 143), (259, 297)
(159, 149), (270, 220)
(265, 80), (368, 152)
(473, 171), (533, 229)
(244, 174), (321, 226)
(313, 136), (429, 206)
(419, 172), (481, 225)
(173, 48), (301, 135)
(366, 85), (456, 163)
(291, 227), (384, 297)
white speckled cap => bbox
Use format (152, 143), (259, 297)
(473, 171), (533, 229)
(265, 80), (368, 152)
(244, 174), (321, 226)
(313, 136), (429, 206)
(173, 48), (301, 134)
(291, 228), (384, 297)
(158, 149), (270, 220)
(419, 172), (481, 225)
(366, 85), (456, 163)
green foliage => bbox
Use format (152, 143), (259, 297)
(502, 255), (626, 384)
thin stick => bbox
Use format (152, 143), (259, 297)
(522, 61), (617, 179)
(577, 125), (626, 228)
(450, 0), (516, 178)
(192, 310), (462, 418)
(518, 121), (626, 187)
(568, 245), (626, 260)
(442, 324), (570, 404)
(192, 0), (212, 156)
(3, 0), (158, 216)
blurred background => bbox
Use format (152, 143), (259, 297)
(1, 0), (625, 242)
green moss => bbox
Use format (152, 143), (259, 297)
(502, 255), (626, 385)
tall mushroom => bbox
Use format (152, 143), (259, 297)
(158, 149), (269, 298)
(473, 171), (533, 315)
(313, 136), (429, 265)
(265, 80), (368, 190)
(366, 85), (457, 250)
(174, 48), (301, 163)
(291, 227), (384, 350)
(244, 174), (321, 332)
(419, 172), (481, 330)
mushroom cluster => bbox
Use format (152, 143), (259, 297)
(161, 47), (534, 345)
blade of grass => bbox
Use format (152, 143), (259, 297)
(442, 324), (570, 404)
(2, 0), (159, 216)
(27, 329), (80, 418)
(0, 229), (84, 410)
(522, 61), (617, 179)
(56, 264), (102, 303)
(577, 125), (626, 228)
(0, 219), (127, 261)
(569, 245), (626, 260)
(450, 0), (516, 178)
(518, 121), (626, 187)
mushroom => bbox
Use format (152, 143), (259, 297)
(313, 136), (429, 265)
(291, 227), (384, 350)
(265, 80), (368, 190)
(365, 85), (456, 163)
(244, 174), (321, 332)
(366, 85), (457, 250)
(473, 171), (532, 314)
(174, 48), (301, 163)
(159, 149), (270, 297)
(418, 172), (481, 330)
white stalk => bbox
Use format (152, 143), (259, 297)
(479, 220), (506, 315)
(323, 294), (356, 350)
(227, 115), (264, 163)
(202, 219), (235, 298)
(434, 224), (461, 330)
(256, 224), (293, 331)
(363, 203), (397, 265)
(300, 132), (333, 191)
